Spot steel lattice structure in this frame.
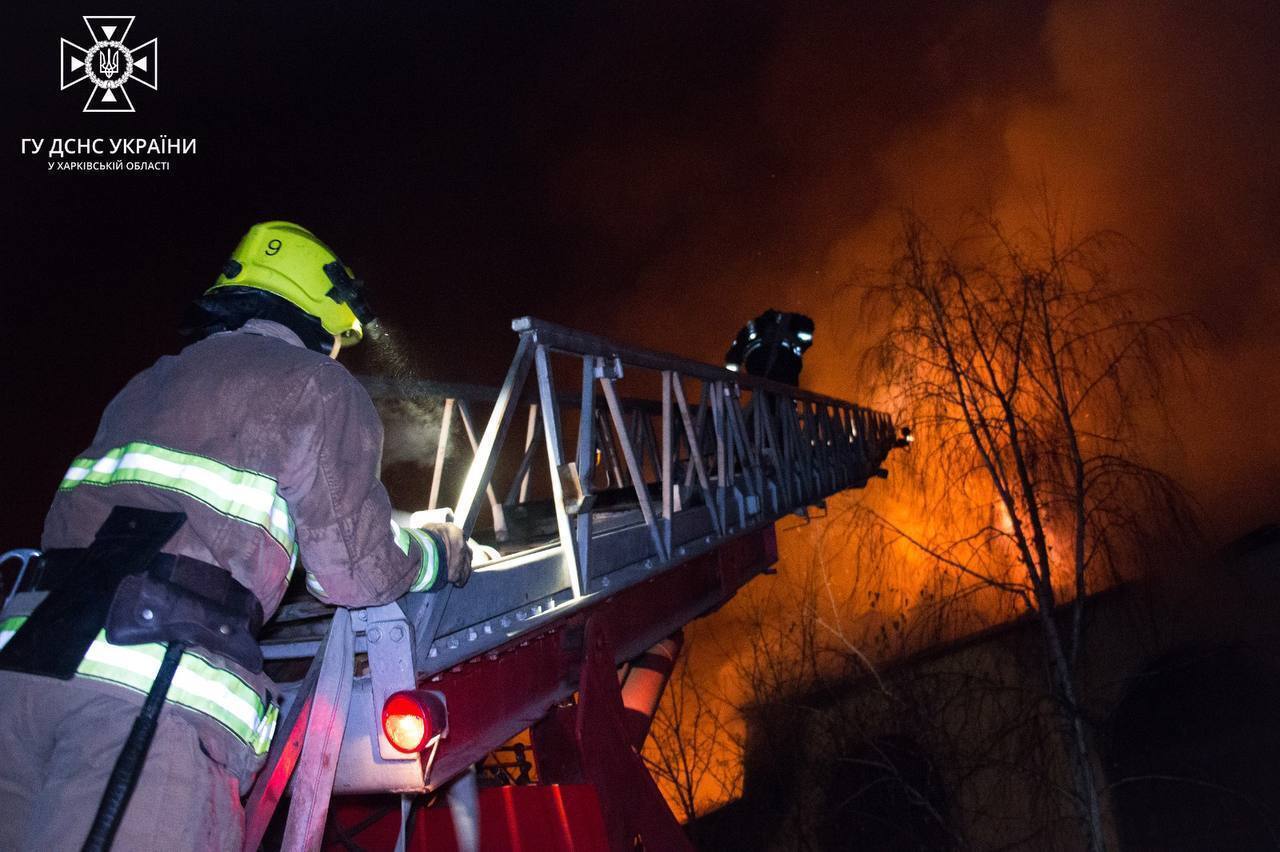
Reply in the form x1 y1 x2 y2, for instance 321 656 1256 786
254 316 897 802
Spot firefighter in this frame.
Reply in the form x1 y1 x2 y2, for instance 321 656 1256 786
0 221 472 850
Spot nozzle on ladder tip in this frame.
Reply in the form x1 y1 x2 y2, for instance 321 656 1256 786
364 318 386 342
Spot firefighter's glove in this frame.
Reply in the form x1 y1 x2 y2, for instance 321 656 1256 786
468 540 501 565
420 522 473 588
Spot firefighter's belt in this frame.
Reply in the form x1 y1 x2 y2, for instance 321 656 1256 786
0 506 266 677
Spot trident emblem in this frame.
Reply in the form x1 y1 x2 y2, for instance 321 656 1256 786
60 17 158 113
99 48 120 79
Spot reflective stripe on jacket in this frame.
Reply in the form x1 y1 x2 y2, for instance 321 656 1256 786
60 440 300 578
0 615 278 755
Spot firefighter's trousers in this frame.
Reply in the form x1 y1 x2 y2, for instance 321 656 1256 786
0 671 253 851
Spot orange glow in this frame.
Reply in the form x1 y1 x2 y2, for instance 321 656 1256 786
588 2 1268 821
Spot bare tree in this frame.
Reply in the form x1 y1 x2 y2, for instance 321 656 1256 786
857 207 1201 850
643 644 743 824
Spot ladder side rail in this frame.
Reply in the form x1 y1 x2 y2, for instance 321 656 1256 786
749 393 774 512
723 385 751 525
852 407 869 468
804 401 824 497
755 392 783 514
774 395 796 504
710 381 729 531
777 392 799 505
837 405 855 485
379 324 898 674
821 403 838 492
661 371 675 555
726 386 764 515
839 405 857 485
671 377 722 537
845 405 864 479
758 392 791 511
455 399 507 540
534 343 584 598
680 386 707 495
502 412 543 508
513 316 863 411
574 357 598 582
455 334 535 538
696 388 714 492
809 402 826 495
600 375 668 563
783 398 808 505
720 381 739 526
427 399 455 512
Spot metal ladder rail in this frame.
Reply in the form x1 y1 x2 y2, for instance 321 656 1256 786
261 319 896 670
393 317 895 674
258 318 896 802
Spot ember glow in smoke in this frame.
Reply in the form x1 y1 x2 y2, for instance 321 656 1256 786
616 0 1280 817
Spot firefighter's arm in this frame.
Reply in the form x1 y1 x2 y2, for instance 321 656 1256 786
287 360 457 607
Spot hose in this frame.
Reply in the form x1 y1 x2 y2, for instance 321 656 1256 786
81 641 188 852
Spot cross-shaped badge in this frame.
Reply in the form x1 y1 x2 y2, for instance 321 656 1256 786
60 16 157 113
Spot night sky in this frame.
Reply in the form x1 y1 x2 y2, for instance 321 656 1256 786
4 1 1279 549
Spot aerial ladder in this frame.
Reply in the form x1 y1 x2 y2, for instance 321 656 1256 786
3 317 899 852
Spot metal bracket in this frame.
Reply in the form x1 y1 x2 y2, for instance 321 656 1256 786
594 356 624 380
359 602 419 761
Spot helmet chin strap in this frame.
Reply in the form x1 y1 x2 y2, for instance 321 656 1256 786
328 336 341 360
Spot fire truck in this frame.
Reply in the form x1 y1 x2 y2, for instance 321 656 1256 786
4 317 898 851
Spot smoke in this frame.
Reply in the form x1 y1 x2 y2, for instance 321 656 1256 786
538 0 1280 540
360 324 451 503
533 3 1280 811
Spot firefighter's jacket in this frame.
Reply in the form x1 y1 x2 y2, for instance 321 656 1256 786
0 319 444 772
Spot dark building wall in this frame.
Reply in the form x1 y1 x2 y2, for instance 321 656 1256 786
692 529 1280 850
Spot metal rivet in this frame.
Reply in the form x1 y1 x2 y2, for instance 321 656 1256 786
368 627 382 643
140 608 154 621
218 624 231 636
390 626 405 642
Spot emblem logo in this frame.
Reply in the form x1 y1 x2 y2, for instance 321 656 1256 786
60 16 157 113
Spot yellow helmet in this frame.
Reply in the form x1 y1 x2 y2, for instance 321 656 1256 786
210 221 377 346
